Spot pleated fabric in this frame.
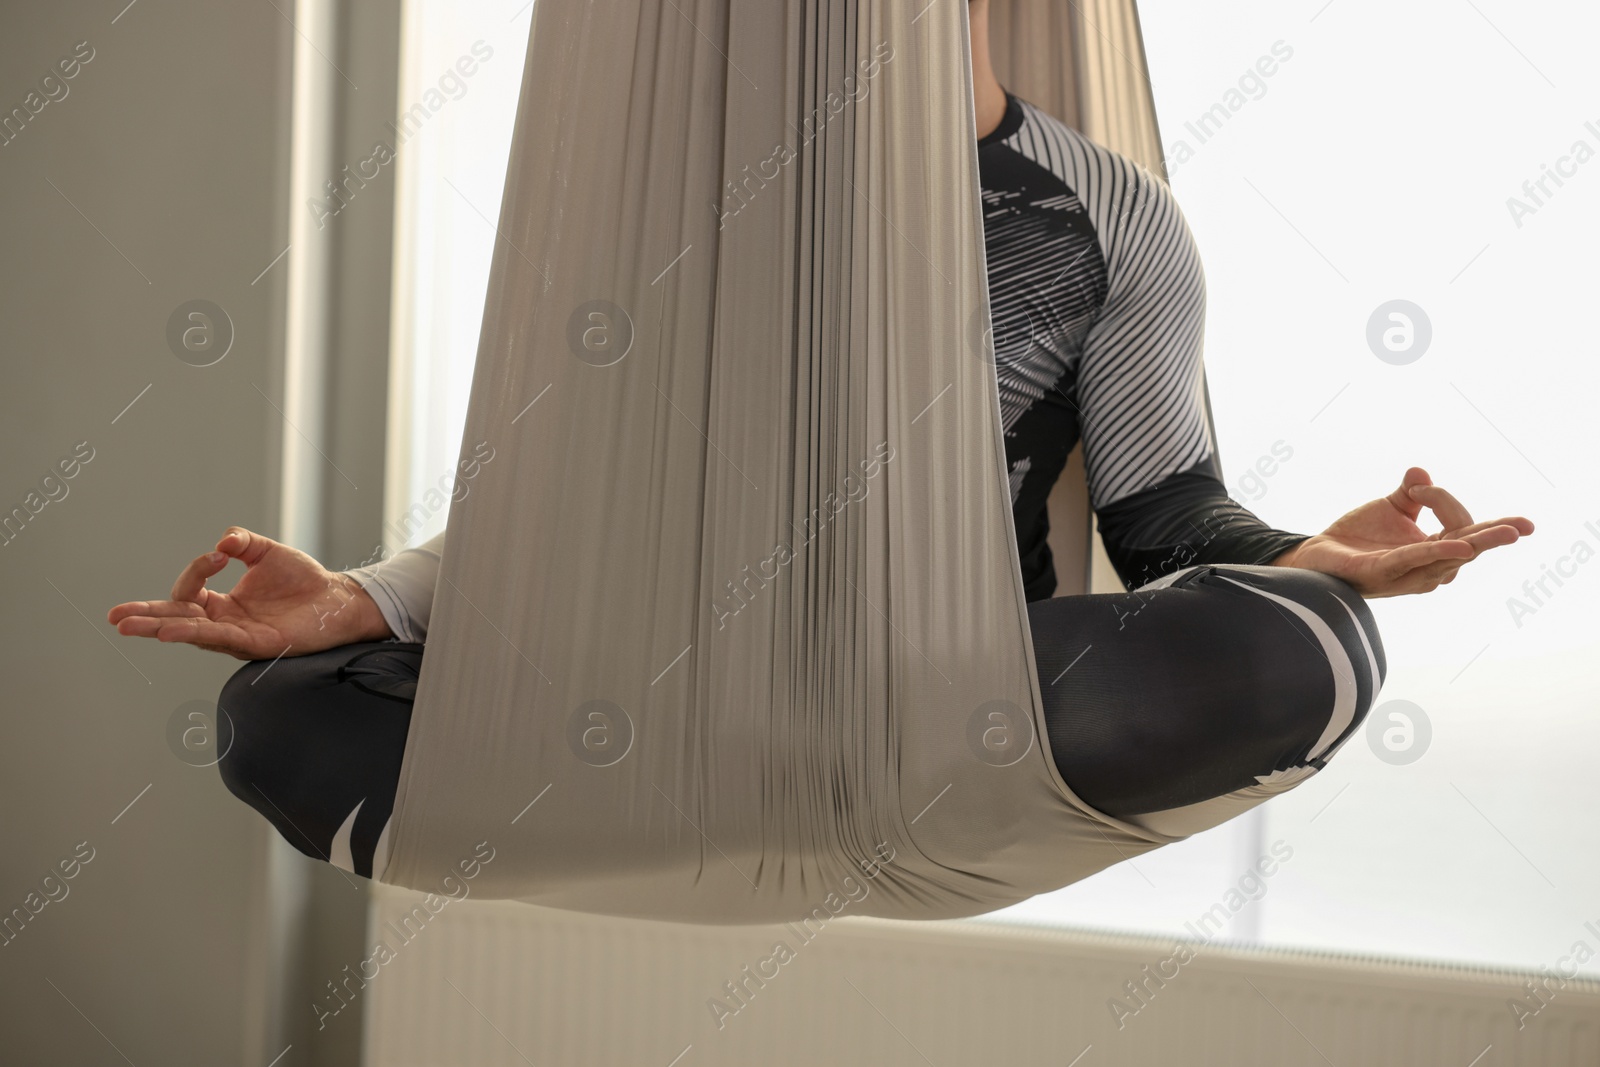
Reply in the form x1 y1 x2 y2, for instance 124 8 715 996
989 0 1167 175
380 0 1184 925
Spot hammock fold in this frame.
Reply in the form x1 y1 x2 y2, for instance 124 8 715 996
381 0 1183 924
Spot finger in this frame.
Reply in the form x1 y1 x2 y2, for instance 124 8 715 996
1402 528 1523 584
109 600 208 626
1405 524 1522 571
1385 467 1433 522
113 616 167 639
1378 538 1474 581
192 641 253 660
114 613 217 640
1399 531 1525 587
1407 483 1474 532
1370 561 1463 598
1405 555 1470 586
1458 524 1523 555
1448 515 1535 540
217 526 277 567
1363 547 1484 598
171 550 230 604
153 615 261 656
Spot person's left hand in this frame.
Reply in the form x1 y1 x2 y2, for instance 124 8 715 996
1270 466 1533 598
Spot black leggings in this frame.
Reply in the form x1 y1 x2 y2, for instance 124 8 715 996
216 563 1384 878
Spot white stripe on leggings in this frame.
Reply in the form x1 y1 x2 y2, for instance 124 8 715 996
1312 592 1385 762
371 816 392 882
329 799 364 873
1215 575 1359 763
1330 591 1383 699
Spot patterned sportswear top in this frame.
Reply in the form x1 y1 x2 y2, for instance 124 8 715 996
977 88 1307 600
343 90 1312 643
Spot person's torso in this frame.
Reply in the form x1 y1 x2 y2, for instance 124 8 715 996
977 92 1110 599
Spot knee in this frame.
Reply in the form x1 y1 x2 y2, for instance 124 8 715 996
1268 566 1385 690
1204 564 1387 763
215 659 278 812
214 658 323 859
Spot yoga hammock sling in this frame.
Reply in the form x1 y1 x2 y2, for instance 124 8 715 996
378 0 1199 924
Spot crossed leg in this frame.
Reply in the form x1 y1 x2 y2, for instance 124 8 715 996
1029 562 1386 834
217 641 421 879
216 563 1384 873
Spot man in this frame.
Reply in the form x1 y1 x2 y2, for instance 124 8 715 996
109 0 1531 878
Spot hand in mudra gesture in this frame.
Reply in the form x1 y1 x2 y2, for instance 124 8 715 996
107 526 391 660
1273 467 1534 597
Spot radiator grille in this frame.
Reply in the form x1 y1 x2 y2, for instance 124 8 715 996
358 888 1600 1066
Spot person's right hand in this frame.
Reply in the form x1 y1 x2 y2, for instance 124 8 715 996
106 526 392 660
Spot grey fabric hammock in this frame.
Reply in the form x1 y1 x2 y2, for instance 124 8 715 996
378 0 1194 924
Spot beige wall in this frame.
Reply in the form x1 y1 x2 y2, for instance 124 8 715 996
0 2 397 1063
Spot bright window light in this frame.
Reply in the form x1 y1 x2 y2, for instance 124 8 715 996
991 0 1599 978
391 0 1600 976
382 1 530 550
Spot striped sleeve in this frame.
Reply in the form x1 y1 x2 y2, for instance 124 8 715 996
1075 159 1214 509
999 103 1215 509
989 99 1311 591
340 530 445 643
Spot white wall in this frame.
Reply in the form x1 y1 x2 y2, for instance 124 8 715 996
0 4 294 1063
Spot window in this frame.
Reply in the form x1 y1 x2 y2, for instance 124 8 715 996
989 0 1600 978
382 2 531 548
390 0 1599 976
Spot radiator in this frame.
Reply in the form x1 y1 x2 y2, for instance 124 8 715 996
354 886 1600 1066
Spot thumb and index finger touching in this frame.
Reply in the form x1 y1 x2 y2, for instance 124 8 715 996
168 526 273 605
1387 467 1476 531
215 525 276 567
1380 466 1535 583
108 526 275 627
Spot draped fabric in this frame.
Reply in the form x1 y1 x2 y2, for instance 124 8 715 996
379 0 1185 924
989 0 1167 174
